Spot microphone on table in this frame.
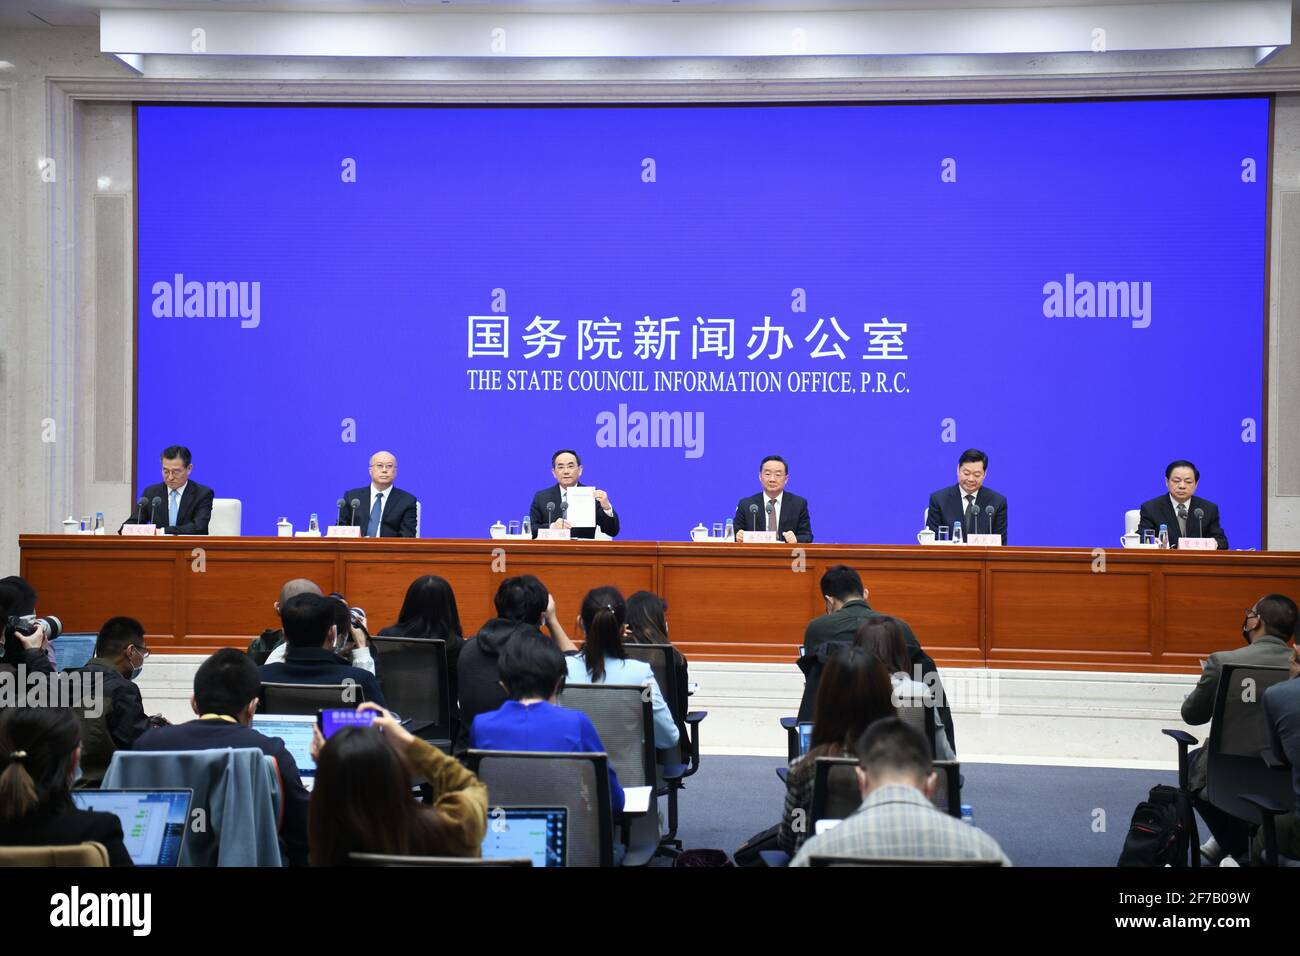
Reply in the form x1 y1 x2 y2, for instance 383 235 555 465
749 503 759 532
336 498 346 525
350 498 361 526
1194 507 1205 538
135 497 148 523
149 496 162 525
546 501 555 528
985 505 995 537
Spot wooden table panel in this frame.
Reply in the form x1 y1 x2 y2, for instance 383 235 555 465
18 536 1300 672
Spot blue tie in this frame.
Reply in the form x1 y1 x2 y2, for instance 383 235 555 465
169 490 180 526
368 493 384 537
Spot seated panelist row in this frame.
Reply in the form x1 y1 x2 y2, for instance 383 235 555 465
120 444 1229 549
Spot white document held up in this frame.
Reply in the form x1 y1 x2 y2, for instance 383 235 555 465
566 486 597 528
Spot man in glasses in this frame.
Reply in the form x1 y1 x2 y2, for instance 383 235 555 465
1181 593 1297 864
119 444 214 535
339 450 419 537
71 616 168 787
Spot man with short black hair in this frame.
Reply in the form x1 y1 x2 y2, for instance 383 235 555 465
734 455 813 543
926 448 1007 543
1138 460 1228 549
120 445 214 535
71 617 157 786
790 718 1009 866
455 575 575 753
135 648 310 865
258 593 385 706
529 449 620 539
798 566 953 750
1183 593 1296 863
249 579 375 675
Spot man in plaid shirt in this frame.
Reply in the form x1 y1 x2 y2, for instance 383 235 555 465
791 718 1010 866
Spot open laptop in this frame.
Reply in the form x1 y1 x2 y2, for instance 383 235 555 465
480 806 567 867
72 789 192 867
252 713 318 790
796 721 814 758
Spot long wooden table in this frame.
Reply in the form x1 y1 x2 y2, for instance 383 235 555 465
17 535 1300 672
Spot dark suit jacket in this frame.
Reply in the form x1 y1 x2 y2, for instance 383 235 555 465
1263 677 1300 816
135 718 309 866
529 482 620 539
1138 494 1227 549
0 804 133 866
339 486 418 538
120 481 213 535
70 658 150 787
260 646 387 707
798 598 956 754
927 484 1007 543
734 491 813 543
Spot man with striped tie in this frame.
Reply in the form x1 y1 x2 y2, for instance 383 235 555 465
339 450 419 538
119 445 214 535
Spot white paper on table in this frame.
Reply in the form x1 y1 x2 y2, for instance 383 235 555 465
566 486 597 528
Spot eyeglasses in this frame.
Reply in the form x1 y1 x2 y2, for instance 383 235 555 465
161 467 187 477
129 645 152 660
1244 609 1259 620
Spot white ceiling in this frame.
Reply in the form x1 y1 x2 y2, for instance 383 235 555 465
0 0 1224 30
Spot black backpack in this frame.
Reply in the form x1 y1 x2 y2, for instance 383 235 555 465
1117 784 1192 866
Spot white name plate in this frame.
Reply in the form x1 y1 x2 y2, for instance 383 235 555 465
326 525 361 538
1177 537 1217 550
741 530 779 543
536 528 572 541
294 530 321 538
967 534 1003 547
122 524 157 536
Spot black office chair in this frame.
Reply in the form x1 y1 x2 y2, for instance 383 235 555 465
1163 663 1291 866
259 682 366 715
622 643 706 849
465 750 615 867
369 636 452 750
809 756 963 831
349 852 531 867
559 683 659 866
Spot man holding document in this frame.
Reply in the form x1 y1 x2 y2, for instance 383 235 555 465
529 450 620 539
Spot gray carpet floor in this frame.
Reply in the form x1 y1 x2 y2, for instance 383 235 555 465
669 756 1180 866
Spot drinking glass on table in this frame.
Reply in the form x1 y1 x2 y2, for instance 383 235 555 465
711 522 724 540
508 520 520 536
937 526 950 542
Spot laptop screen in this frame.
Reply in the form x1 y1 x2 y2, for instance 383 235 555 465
252 713 318 783
480 807 567 868
797 722 814 758
72 789 191 866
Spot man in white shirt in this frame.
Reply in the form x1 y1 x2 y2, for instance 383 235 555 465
252 578 374 674
734 455 813 543
120 444 214 535
339 450 419 537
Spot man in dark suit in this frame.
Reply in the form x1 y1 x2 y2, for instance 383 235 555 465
339 450 418 537
1255 645 1300 863
1138 459 1228 549
734 455 813 543
136 648 310 866
926 448 1008 543
259 592 386 706
529 449 619 539
119 444 213 535
69 617 158 787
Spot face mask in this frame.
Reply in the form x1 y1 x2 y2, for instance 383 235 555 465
130 664 144 681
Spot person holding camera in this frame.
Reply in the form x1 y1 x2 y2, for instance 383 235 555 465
256 580 375 676
259 593 385 707
0 575 60 672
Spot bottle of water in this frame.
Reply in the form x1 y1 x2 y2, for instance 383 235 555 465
309 513 319 534
952 520 963 544
724 518 734 539
960 804 974 826
94 512 105 534
1158 523 1169 550
521 516 531 537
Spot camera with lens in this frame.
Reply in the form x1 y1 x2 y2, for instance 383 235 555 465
2 615 63 664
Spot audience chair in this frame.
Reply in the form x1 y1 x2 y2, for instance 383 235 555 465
103 748 283 866
1163 663 1291 866
259 681 366 715
809 756 963 831
349 852 531 867
808 855 1002 867
0 842 110 867
464 750 614 867
369 636 452 749
558 682 660 865
621 643 706 848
